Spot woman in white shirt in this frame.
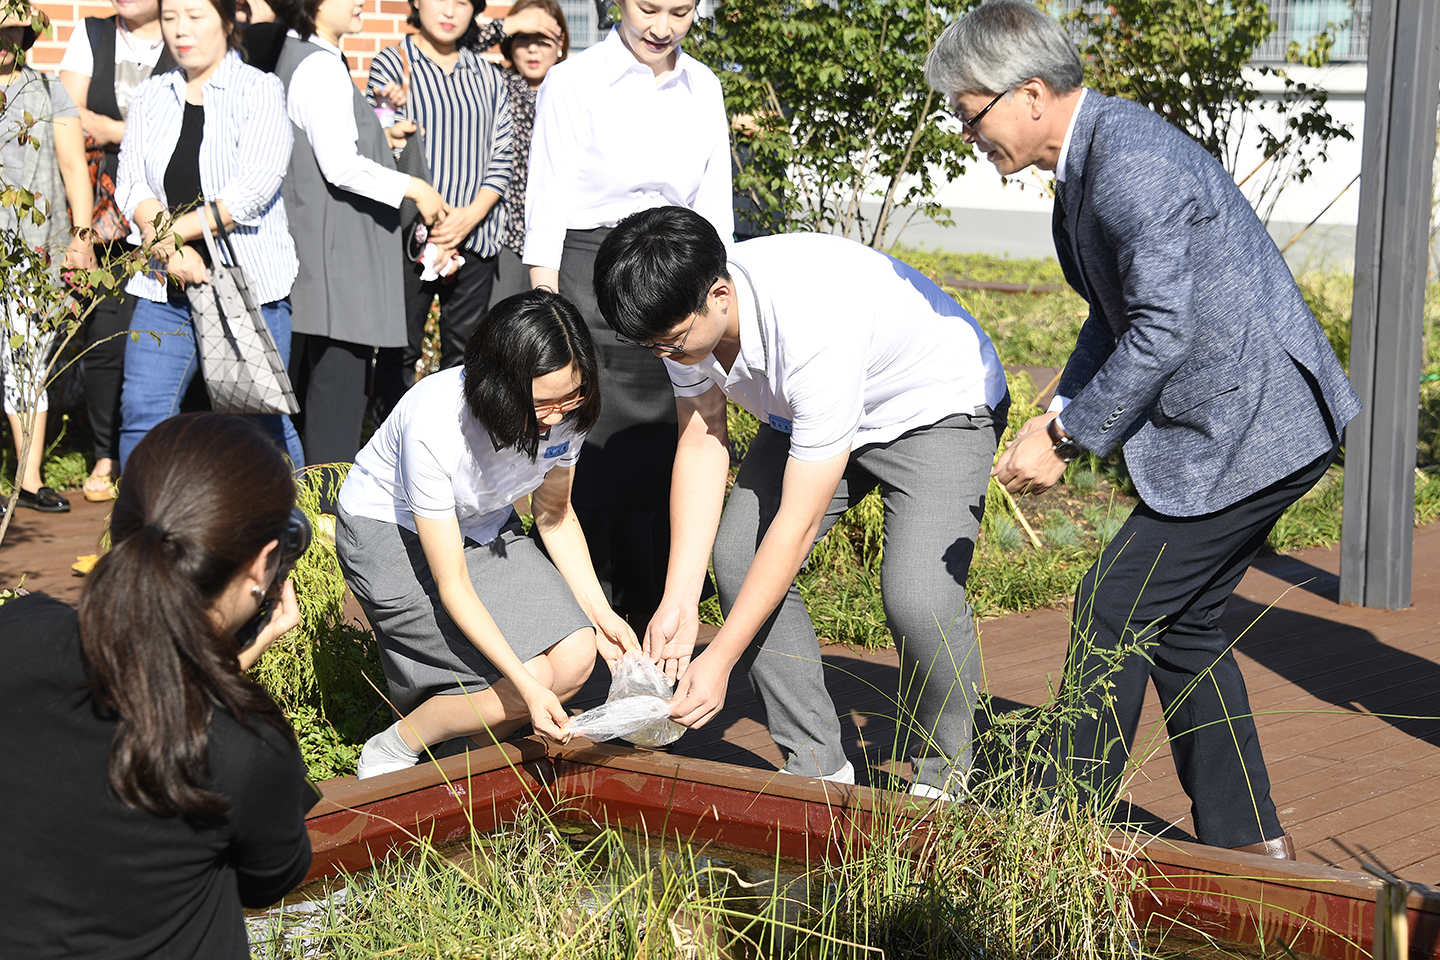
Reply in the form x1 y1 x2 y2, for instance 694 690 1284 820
523 0 732 632
114 0 304 469
269 0 447 467
335 290 637 779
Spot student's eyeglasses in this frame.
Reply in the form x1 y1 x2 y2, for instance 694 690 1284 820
953 89 1006 135
534 393 586 417
614 314 698 357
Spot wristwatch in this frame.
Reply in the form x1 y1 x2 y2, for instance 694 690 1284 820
1047 418 1083 463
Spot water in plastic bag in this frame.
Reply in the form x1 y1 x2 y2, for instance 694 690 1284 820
567 651 686 747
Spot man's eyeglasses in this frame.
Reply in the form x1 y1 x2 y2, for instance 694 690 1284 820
954 89 1006 135
534 393 586 417
614 314 698 357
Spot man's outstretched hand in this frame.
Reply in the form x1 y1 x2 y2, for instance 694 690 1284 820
992 412 1068 496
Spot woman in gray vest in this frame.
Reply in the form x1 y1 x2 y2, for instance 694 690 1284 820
270 0 447 467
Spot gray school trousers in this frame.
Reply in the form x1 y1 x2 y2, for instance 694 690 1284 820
715 404 1007 790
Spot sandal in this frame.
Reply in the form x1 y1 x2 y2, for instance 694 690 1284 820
83 471 117 502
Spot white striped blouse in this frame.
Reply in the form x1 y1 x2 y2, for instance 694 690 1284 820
367 36 514 258
116 51 298 304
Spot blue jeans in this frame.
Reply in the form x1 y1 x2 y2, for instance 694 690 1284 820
119 294 304 470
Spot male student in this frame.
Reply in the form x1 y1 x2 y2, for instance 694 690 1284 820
592 206 1008 797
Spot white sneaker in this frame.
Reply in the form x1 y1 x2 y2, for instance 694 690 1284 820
779 760 855 784
908 781 957 802
356 729 421 780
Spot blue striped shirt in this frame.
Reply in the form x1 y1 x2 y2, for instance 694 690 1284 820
116 51 297 304
367 36 514 258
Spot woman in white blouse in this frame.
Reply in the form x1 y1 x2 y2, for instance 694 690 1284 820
115 0 303 468
335 291 637 779
523 0 732 632
269 0 447 467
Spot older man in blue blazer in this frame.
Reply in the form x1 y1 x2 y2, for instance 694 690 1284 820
926 0 1360 858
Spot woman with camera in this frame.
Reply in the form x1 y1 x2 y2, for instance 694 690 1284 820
114 0 303 469
336 291 637 779
0 413 317 957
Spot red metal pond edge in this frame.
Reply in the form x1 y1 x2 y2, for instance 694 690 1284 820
306 739 1440 960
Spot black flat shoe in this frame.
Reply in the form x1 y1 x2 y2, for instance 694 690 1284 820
16 486 70 513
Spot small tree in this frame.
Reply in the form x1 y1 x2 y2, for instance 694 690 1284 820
1064 0 1353 224
0 1 145 548
688 0 977 248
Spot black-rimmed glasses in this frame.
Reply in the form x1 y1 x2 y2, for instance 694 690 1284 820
954 89 1006 135
614 313 698 357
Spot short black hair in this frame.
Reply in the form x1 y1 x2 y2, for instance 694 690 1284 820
593 206 730 343
269 0 319 39
407 0 483 48
462 289 601 459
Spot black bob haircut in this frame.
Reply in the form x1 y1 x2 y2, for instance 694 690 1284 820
462 289 601 459
267 0 322 39
593 206 730 343
408 0 483 48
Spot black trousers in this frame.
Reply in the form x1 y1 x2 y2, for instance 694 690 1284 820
1064 444 1337 848
372 251 497 422
292 335 371 467
81 244 137 462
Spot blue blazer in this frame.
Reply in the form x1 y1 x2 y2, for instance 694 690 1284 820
1053 91 1361 517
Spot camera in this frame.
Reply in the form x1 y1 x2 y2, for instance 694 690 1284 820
235 507 313 652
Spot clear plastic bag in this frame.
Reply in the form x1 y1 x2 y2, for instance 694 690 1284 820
568 651 686 747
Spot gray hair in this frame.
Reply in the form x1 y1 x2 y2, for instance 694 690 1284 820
925 0 1083 98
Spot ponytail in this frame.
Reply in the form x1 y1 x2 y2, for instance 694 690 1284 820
78 414 297 819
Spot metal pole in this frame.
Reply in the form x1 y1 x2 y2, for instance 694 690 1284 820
1340 0 1440 609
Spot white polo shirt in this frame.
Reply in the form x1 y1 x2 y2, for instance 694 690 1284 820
665 234 1007 462
339 366 585 545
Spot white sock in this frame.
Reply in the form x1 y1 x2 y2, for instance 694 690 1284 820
356 721 421 780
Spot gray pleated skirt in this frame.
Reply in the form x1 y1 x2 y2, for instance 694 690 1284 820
336 506 593 715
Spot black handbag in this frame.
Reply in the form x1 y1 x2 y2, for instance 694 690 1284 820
394 40 433 262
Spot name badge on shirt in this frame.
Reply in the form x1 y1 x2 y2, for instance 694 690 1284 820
543 440 571 459
768 414 793 435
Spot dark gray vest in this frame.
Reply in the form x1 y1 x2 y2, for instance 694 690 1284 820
274 37 406 347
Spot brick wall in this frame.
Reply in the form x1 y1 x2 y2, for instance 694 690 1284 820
26 0 514 83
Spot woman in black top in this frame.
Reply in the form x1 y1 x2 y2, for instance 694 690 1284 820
58 0 174 502
0 413 317 958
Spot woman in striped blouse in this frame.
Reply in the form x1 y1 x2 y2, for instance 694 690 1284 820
114 0 303 469
367 0 516 414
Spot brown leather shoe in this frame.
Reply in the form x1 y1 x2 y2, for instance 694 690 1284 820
1231 834 1297 860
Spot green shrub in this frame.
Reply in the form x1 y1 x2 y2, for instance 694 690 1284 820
250 465 389 780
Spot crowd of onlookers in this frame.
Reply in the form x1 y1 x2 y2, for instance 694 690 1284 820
0 0 575 515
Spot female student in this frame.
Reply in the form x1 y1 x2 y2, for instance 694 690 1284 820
523 0 732 630
270 0 447 466
114 0 304 468
0 413 316 957
336 291 637 779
